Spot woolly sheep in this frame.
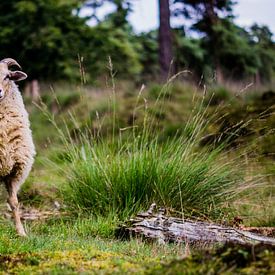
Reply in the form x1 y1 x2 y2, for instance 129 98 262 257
0 58 35 236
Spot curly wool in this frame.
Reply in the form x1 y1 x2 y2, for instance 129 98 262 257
0 82 35 188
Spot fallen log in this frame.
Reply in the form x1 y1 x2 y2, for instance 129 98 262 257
116 204 275 246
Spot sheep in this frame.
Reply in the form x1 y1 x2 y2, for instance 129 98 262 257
0 58 35 236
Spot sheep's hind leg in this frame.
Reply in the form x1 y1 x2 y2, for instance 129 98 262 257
5 181 26 237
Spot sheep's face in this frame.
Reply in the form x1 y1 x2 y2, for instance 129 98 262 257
0 62 27 101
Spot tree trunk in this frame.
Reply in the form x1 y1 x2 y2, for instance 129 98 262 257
204 1 224 84
254 71 261 87
24 79 40 102
30 80 40 101
158 0 173 82
205 0 217 25
216 59 224 84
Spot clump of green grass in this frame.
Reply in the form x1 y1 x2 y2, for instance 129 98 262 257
53 86 242 220
63 138 239 219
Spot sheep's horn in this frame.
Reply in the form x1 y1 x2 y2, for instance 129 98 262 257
0 58 21 69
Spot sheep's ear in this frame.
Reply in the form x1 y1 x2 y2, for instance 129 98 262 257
9 71 28 82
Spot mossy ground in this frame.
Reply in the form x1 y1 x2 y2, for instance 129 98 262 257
1 217 274 274
0 218 274 274
150 244 275 275
0 217 184 274
0 247 163 274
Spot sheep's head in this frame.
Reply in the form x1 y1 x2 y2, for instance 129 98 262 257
0 58 27 100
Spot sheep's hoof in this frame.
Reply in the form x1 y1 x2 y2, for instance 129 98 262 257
16 227 27 237
17 231 27 237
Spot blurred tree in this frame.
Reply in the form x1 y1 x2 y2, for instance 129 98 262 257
84 22 142 80
202 20 260 80
82 0 132 28
77 0 104 22
0 0 142 83
159 0 173 81
107 0 132 28
136 31 159 81
173 29 206 80
248 24 275 83
173 0 236 83
81 0 141 80
0 0 89 81
136 28 207 83
250 24 274 45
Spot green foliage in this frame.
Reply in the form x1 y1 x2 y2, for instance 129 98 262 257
174 30 206 77
84 23 142 80
172 0 275 82
151 244 275 274
83 0 132 28
82 1 142 80
0 0 89 81
0 0 142 82
248 24 275 82
0 0 273 83
173 0 235 17
173 0 235 35
208 21 260 79
105 0 132 28
136 31 159 80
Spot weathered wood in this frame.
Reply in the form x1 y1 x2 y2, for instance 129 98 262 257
117 204 275 246
241 227 275 238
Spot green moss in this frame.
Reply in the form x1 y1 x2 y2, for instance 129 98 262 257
149 244 275 274
1 236 274 275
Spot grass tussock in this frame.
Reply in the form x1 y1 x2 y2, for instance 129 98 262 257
62 137 241 219
47 82 244 220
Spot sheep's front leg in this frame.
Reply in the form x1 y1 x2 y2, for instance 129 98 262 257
5 181 26 237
